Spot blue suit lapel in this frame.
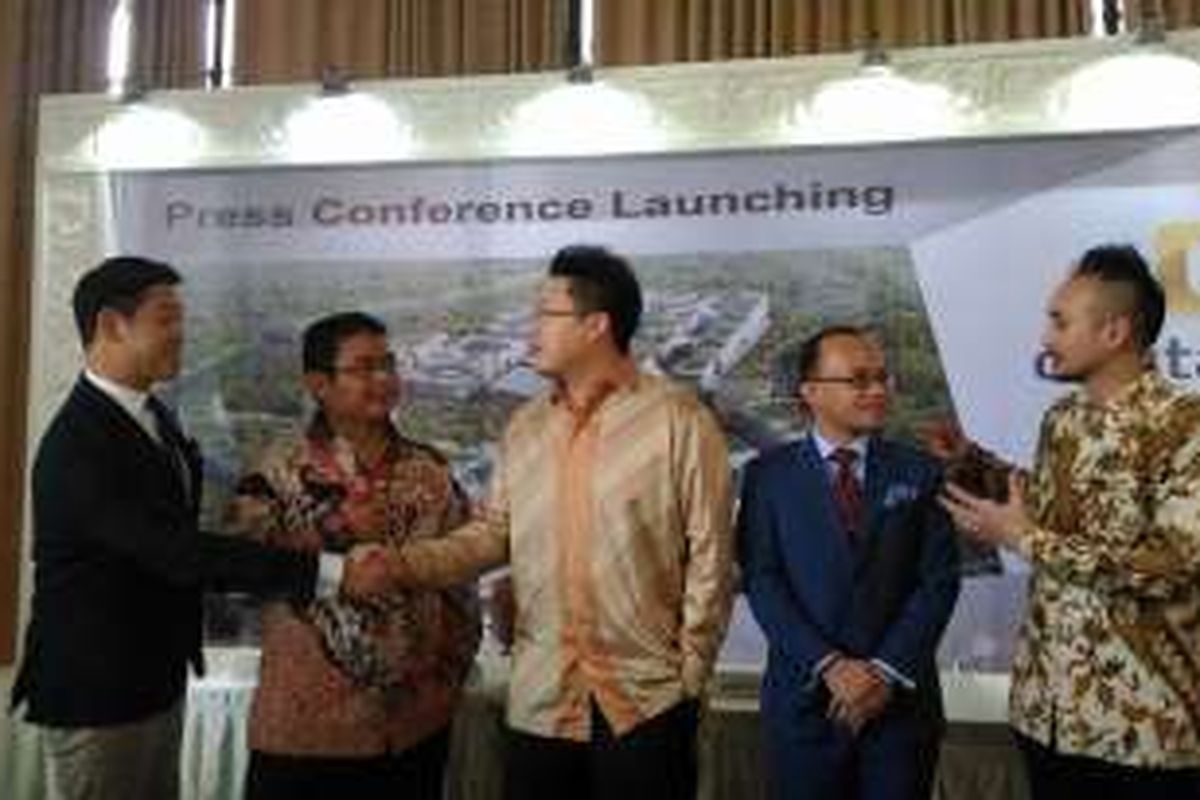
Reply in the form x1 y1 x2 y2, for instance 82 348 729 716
864 438 893 539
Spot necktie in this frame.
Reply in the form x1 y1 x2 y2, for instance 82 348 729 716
829 447 864 539
145 395 192 502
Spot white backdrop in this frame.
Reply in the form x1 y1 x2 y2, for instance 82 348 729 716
103 126 1200 675
110 127 1200 480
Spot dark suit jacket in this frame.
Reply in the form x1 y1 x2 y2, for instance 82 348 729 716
737 435 960 736
11 376 318 727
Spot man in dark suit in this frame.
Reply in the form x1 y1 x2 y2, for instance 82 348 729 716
10 256 386 800
737 325 960 800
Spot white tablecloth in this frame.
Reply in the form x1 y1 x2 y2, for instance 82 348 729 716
2 651 1020 800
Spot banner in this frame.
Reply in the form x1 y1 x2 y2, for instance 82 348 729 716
110 127 1200 673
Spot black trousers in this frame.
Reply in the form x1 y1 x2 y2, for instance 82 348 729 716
244 726 450 800
1016 730 1200 800
504 699 699 800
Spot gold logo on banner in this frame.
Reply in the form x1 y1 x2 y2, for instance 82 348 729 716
1157 222 1200 314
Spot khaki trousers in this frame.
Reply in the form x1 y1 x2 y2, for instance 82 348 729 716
41 702 183 800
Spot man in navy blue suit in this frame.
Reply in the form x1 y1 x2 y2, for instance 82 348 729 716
737 325 960 800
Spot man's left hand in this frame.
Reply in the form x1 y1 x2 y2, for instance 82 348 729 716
939 472 1030 550
826 660 893 735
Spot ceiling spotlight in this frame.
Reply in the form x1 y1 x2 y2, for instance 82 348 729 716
117 75 147 105
1135 9 1167 46
567 63 594 85
861 33 890 71
566 0 595 85
319 65 352 96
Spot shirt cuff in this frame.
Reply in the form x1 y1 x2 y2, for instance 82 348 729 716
805 651 841 691
870 658 915 691
316 553 345 599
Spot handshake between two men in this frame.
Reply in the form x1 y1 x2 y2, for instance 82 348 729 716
340 542 398 600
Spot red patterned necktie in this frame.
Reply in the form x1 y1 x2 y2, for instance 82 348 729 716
829 447 864 539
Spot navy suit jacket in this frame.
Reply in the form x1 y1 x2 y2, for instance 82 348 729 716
12 376 318 727
737 434 960 731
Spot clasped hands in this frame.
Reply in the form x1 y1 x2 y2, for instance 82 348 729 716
823 657 892 735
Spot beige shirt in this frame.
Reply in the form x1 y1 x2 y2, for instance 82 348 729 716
394 368 735 740
1010 371 1200 768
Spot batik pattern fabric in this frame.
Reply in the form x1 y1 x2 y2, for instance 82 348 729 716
1007 371 1200 768
231 418 479 755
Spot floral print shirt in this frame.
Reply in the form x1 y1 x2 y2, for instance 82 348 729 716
230 418 480 756
1010 371 1200 768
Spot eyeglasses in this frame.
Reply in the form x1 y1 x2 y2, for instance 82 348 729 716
806 371 895 392
330 354 399 378
535 307 582 320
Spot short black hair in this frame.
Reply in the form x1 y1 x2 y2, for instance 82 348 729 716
72 256 181 346
302 311 388 374
796 324 870 384
1072 244 1165 352
548 245 642 354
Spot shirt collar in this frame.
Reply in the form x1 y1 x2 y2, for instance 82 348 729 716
549 357 640 420
1070 368 1163 414
809 428 869 463
85 369 150 419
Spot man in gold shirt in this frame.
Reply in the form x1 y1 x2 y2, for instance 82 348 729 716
370 244 734 800
940 245 1200 799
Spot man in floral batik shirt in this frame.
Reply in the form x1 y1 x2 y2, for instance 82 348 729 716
231 311 479 800
941 245 1200 799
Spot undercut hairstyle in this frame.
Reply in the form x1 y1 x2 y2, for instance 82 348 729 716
72 256 181 346
1072 244 1165 352
796 324 871 385
302 311 389 374
548 245 643 354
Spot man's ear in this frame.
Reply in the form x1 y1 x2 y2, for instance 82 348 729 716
303 371 330 402
586 310 613 346
797 381 815 412
1102 313 1135 351
93 308 125 344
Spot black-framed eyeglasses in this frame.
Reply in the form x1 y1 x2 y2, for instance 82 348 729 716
805 371 895 392
330 354 400 378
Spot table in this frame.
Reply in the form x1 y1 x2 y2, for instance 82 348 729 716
1 653 1027 800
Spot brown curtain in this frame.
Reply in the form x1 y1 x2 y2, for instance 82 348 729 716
1125 0 1200 29
0 0 34 669
235 0 567 84
34 0 119 93
0 0 115 665
595 0 1090 66
132 0 209 89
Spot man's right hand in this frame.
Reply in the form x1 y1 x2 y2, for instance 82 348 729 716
824 658 891 734
341 543 391 599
